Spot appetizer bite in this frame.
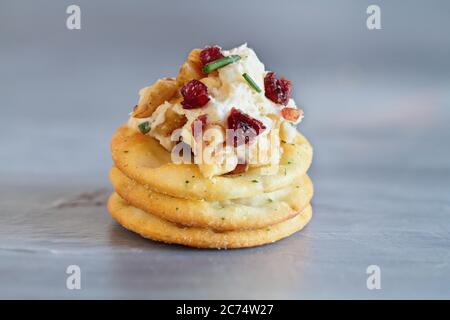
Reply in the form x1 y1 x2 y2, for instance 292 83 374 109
108 44 313 249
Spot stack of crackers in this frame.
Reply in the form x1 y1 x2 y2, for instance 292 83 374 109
108 126 313 249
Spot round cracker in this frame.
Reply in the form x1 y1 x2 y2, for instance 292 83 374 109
111 126 313 201
108 193 312 249
110 166 313 231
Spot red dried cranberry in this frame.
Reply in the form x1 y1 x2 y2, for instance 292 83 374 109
199 46 224 66
191 114 208 139
181 80 210 109
264 72 292 105
227 107 266 146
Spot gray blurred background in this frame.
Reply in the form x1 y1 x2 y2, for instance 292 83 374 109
0 0 449 299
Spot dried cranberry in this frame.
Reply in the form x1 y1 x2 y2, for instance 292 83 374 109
264 72 292 105
181 80 210 109
199 46 224 66
226 163 249 175
191 114 208 139
227 108 266 146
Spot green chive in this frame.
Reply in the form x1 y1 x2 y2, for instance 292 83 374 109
252 179 258 183
203 55 241 73
138 121 151 134
242 73 262 92
268 198 273 203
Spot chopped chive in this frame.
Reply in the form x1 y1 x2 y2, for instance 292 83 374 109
268 198 273 203
242 73 262 93
185 180 189 184
203 55 241 73
221 217 225 221
251 179 258 183
138 121 151 134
